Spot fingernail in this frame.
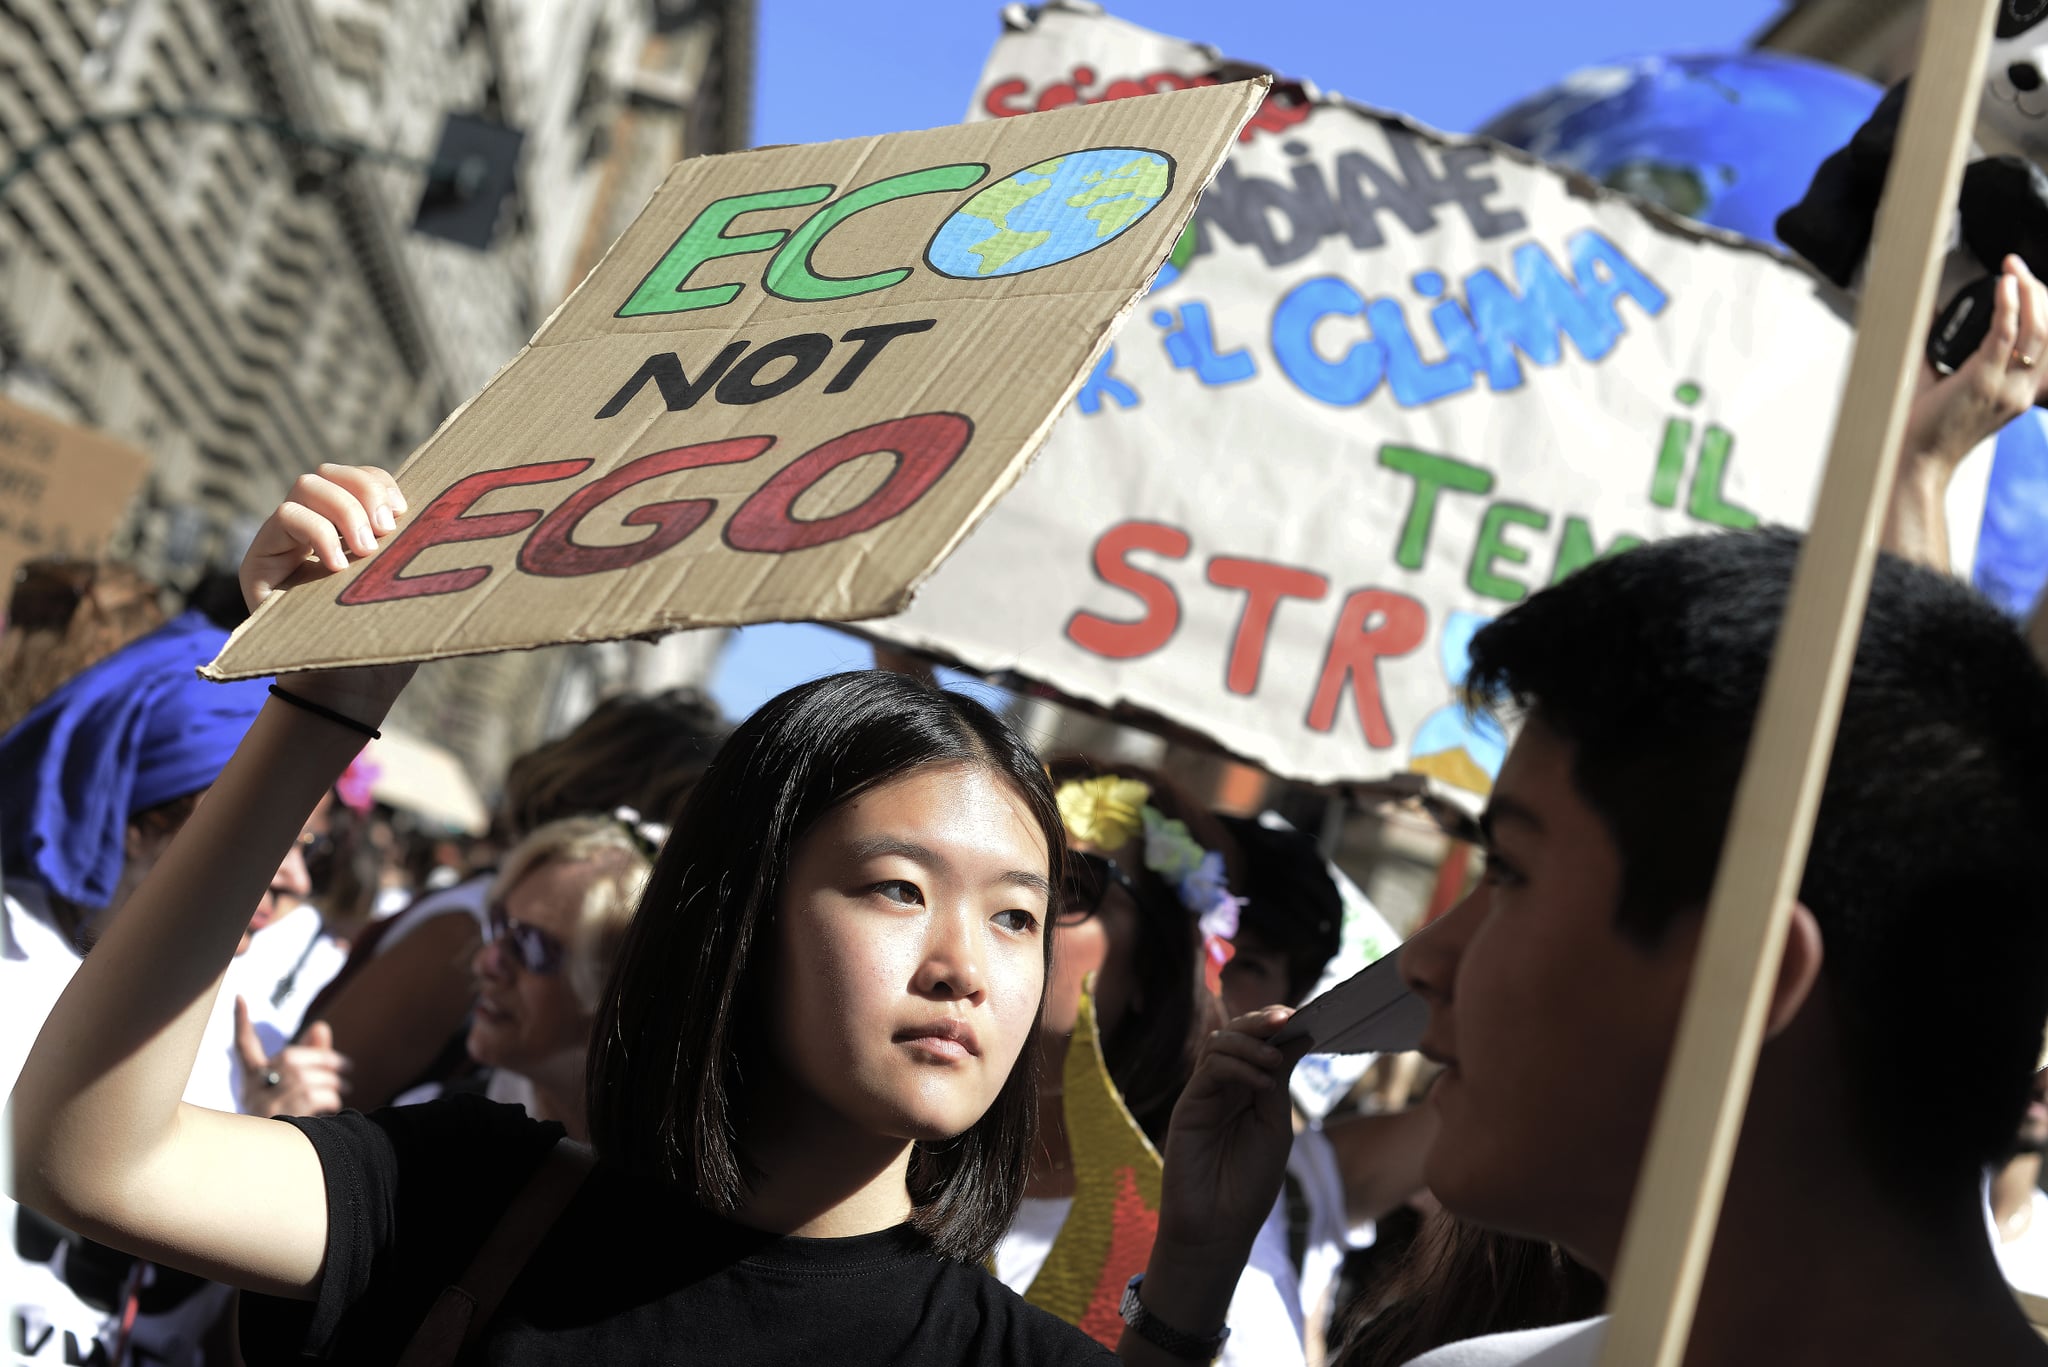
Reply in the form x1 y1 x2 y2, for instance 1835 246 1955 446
351 524 375 554
372 505 395 534
392 490 409 513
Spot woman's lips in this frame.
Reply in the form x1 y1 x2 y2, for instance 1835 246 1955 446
895 1018 980 1061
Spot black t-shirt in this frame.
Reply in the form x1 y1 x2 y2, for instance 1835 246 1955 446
241 1094 1116 1366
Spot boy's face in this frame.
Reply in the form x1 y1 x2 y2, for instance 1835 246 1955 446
1400 715 1702 1272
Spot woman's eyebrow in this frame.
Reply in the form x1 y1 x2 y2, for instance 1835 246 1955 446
844 836 1051 899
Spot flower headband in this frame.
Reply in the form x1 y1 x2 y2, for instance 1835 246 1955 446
1054 775 1242 985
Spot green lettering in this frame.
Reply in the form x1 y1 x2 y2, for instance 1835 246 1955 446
1469 502 1550 603
1379 444 1494 571
1653 418 1689 509
1687 427 1758 529
766 164 987 303
1551 516 1643 583
617 184 835 318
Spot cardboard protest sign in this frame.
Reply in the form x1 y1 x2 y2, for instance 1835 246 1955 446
204 81 1266 678
863 5 1986 796
0 397 150 596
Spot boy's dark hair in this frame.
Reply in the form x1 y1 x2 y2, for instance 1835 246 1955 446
1045 757 1229 1146
586 671 1061 1264
1465 527 2048 1184
1217 814 1343 1004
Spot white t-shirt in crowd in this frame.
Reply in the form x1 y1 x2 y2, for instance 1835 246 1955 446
1400 1315 1608 1365
1995 1187 2048 1296
996 1191 1309 1367
182 902 348 1115
370 873 491 956
1289 1121 1374 1352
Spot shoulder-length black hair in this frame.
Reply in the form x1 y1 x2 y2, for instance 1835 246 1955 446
587 670 1062 1264
1044 756 1229 1146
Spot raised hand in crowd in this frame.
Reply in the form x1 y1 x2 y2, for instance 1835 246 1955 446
1885 252 2048 571
233 995 349 1119
1118 1007 1308 1367
240 463 418 719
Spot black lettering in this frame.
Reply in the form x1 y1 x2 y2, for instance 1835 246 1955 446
595 344 747 419
1333 148 1435 250
825 319 937 394
14 1316 53 1357
63 1330 109 1366
714 333 834 405
1436 146 1528 239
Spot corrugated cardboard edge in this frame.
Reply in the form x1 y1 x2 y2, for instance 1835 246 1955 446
202 78 1269 681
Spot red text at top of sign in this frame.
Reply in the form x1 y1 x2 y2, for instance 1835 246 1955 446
335 413 974 607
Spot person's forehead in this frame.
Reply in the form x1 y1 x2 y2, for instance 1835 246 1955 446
506 857 595 931
1484 717 1608 848
824 764 1051 883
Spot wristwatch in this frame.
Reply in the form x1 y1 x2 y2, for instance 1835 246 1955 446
1119 1274 1230 1362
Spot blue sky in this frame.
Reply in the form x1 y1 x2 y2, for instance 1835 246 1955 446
709 0 1792 720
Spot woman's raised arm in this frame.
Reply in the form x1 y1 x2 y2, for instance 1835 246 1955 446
6 464 413 1298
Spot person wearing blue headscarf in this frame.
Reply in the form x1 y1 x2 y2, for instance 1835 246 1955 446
0 609 272 925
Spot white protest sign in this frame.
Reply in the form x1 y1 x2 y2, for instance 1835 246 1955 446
865 4 1882 795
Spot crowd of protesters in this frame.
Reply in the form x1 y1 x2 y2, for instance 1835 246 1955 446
7 224 2048 1367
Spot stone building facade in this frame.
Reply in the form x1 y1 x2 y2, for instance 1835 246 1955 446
0 0 752 788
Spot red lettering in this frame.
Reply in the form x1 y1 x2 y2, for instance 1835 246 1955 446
989 66 1308 142
1306 589 1428 746
519 437 775 578
983 77 1033 119
1066 520 1191 660
337 460 588 606
1244 88 1313 141
1205 557 1330 695
724 413 972 553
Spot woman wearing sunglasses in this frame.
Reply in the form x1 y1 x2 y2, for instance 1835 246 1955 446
438 814 657 1139
10 466 1117 1366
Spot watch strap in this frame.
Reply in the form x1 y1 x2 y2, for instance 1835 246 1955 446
1119 1274 1230 1362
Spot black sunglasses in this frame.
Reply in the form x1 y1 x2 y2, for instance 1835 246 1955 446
485 901 566 975
1058 850 1139 926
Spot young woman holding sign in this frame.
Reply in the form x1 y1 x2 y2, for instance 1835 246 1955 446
8 465 1115 1365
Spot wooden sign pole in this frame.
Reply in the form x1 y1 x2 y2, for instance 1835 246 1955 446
1595 3 2000 1363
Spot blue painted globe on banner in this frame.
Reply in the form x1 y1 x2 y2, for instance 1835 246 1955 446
1479 53 1882 247
925 148 1171 279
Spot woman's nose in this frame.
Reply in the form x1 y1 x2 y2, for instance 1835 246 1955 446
915 909 986 1002
474 936 511 982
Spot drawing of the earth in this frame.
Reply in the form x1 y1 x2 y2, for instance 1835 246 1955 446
1479 52 1881 247
925 147 1172 279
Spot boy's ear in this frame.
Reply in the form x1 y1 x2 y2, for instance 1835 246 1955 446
1764 902 1825 1039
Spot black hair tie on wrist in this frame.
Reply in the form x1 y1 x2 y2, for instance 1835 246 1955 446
268 684 381 740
